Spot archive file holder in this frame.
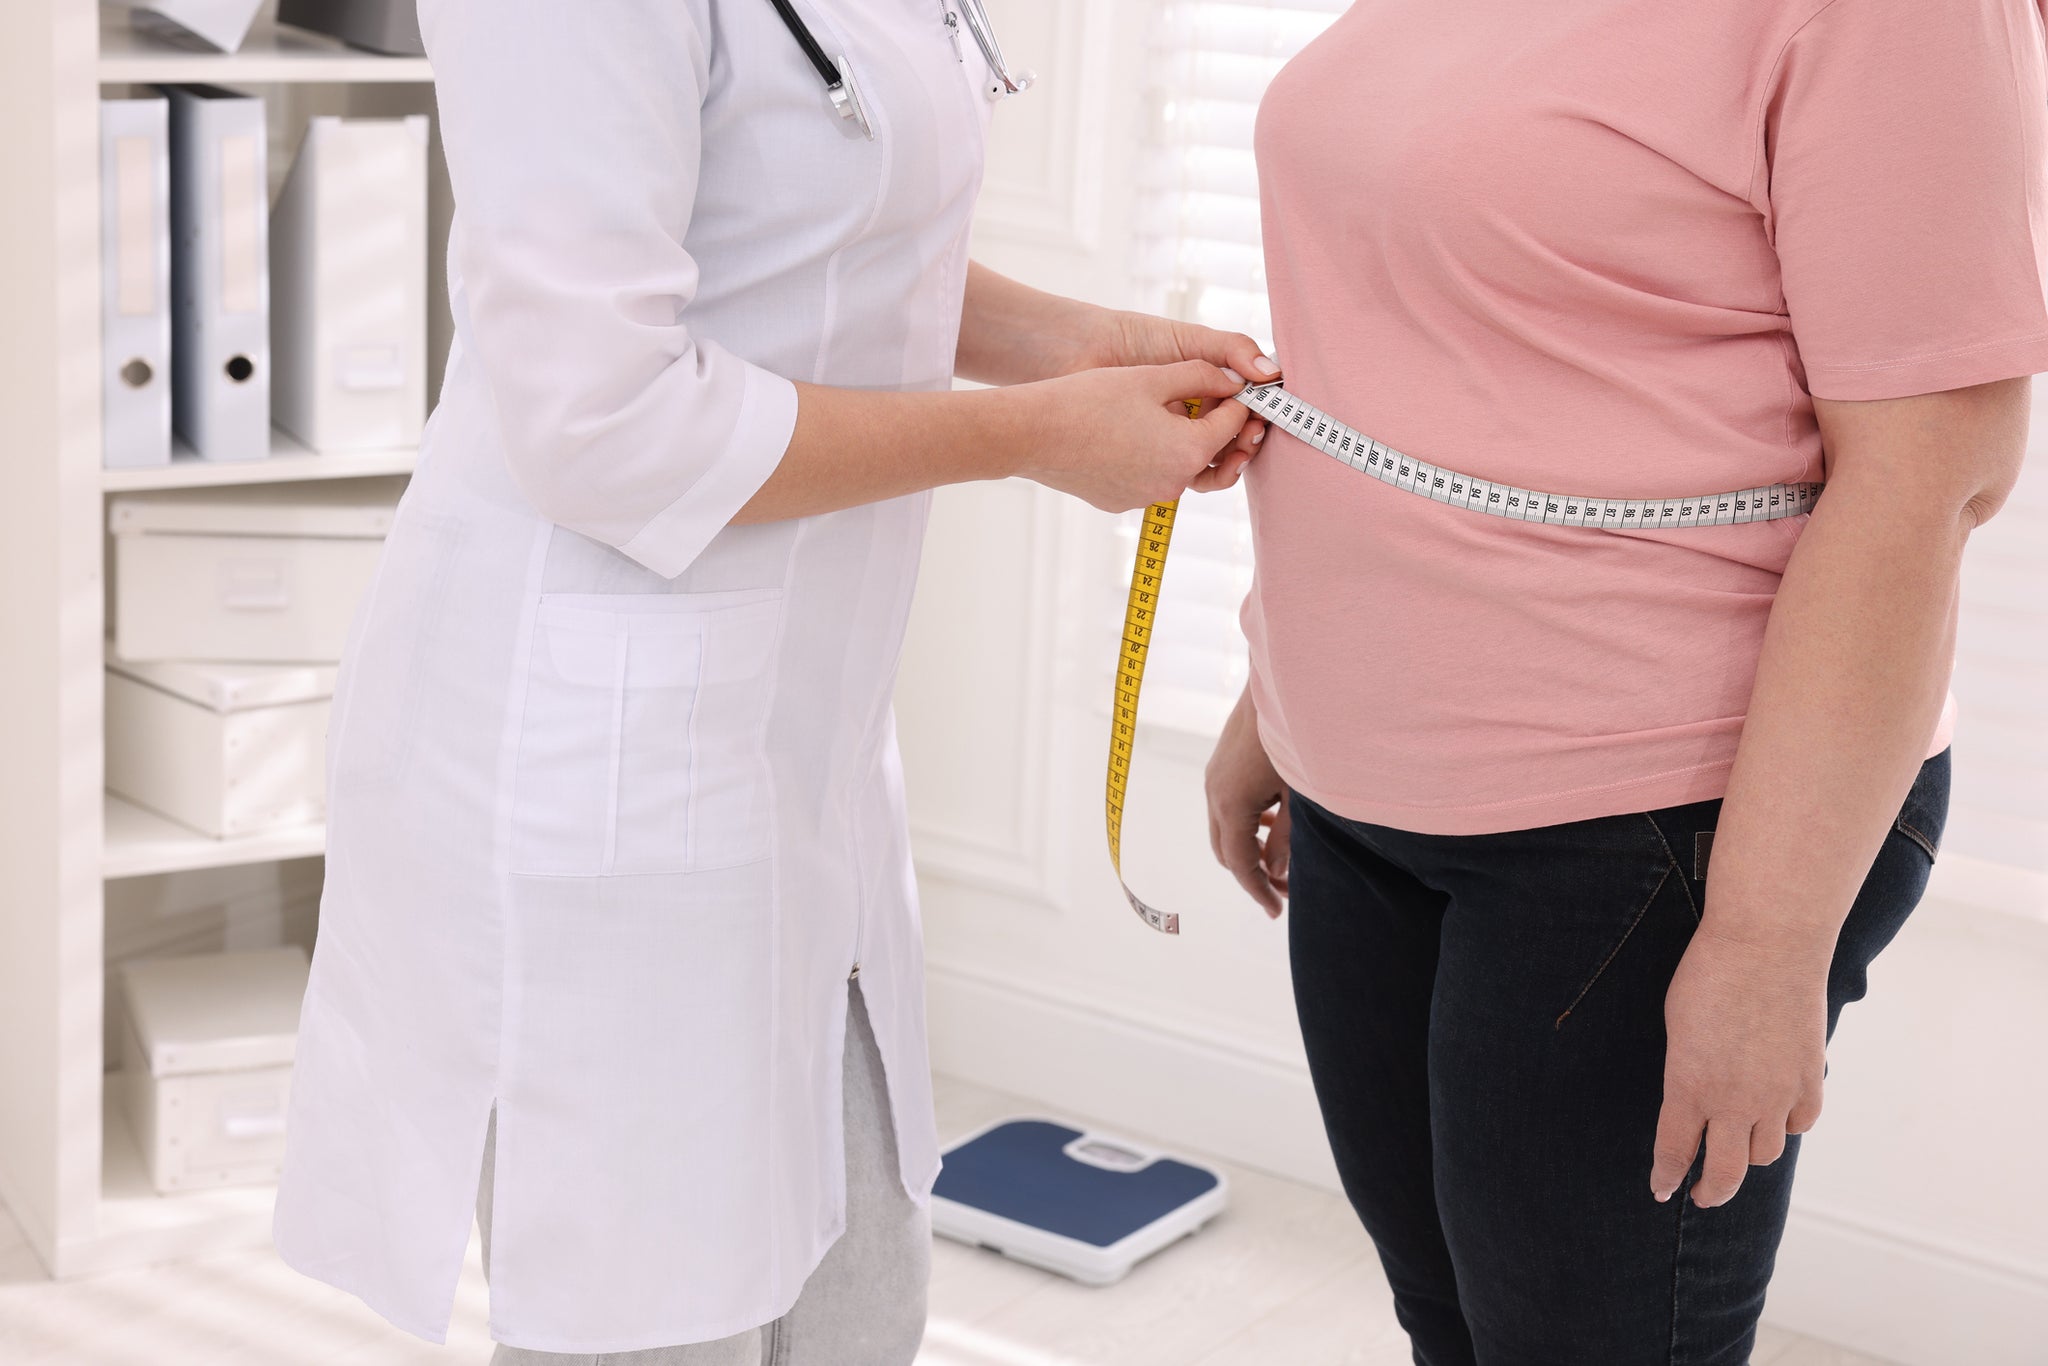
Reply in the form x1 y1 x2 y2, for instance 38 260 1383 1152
270 115 430 453
101 97 173 470
163 85 270 464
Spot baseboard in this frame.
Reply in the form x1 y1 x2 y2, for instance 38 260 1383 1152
0 1153 57 1277
1768 1203 2048 1366
925 960 1340 1190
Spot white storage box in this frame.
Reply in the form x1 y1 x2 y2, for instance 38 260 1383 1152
106 658 335 837
109 477 403 663
118 947 311 1195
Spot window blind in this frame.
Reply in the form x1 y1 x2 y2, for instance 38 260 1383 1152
1121 0 1344 735
1948 412 2048 883
1124 1 2046 897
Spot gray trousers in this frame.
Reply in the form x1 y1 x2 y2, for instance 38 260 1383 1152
481 985 931 1365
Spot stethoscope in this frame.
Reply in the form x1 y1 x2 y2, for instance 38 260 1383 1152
765 0 1033 140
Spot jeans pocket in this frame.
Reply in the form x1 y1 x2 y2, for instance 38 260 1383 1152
508 590 782 878
1505 812 1696 1031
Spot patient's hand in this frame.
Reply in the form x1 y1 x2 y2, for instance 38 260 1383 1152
1205 684 1290 918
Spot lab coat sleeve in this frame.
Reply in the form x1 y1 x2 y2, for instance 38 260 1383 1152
418 0 800 579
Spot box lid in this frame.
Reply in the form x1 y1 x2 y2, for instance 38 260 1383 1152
108 477 406 540
119 947 311 1077
107 657 338 711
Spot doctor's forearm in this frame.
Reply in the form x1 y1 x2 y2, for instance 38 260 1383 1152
731 381 1031 525
953 263 1279 398
730 359 1253 526
954 262 1110 386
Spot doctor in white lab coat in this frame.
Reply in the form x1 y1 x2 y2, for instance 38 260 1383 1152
272 1 1275 1362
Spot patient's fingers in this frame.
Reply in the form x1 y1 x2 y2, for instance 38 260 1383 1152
1261 795 1292 895
1218 803 1283 917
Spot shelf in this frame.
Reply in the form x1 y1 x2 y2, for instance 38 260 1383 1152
61 1081 276 1277
102 431 417 492
98 15 432 85
102 794 324 880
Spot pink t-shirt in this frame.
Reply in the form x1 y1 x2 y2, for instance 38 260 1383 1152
1244 0 2048 835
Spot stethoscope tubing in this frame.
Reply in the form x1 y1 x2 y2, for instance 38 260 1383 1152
955 0 1024 95
767 0 1027 107
764 0 844 89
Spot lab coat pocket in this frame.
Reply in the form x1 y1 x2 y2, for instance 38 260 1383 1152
509 590 783 878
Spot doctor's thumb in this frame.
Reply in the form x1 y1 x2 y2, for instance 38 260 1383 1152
1154 359 1253 404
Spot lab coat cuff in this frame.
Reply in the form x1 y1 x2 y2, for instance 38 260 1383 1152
617 365 800 580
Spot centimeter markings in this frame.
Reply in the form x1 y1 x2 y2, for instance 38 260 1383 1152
1106 385 1826 937
1239 384 1824 528
1107 499 1181 935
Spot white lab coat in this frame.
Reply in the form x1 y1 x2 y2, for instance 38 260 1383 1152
272 0 991 1351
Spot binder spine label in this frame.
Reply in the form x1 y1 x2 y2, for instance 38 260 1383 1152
219 134 263 315
115 136 157 317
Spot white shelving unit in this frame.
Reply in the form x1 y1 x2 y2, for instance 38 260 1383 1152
102 795 327 881
97 19 432 85
102 430 418 492
0 3 445 1278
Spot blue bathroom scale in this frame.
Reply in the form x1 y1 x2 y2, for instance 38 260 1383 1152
930 1118 1229 1285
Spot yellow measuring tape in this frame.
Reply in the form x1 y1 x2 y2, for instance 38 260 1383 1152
1106 494 1183 935
1104 395 1206 936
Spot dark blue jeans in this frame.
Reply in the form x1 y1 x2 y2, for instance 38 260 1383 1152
1287 751 1949 1366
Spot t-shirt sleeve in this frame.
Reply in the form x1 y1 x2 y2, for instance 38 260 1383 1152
1762 0 2048 401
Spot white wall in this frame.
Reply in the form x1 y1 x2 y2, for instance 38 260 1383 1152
0 0 109 1267
900 5 2048 1363
1768 890 2048 1363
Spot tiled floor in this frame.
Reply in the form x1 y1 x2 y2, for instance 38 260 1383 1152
0 1076 1895 1366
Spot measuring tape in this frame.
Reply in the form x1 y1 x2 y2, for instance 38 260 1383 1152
1105 383 1826 935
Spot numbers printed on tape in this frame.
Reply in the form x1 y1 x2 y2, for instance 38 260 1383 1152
1239 385 1824 530
1105 384 1825 936
1106 497 1182 935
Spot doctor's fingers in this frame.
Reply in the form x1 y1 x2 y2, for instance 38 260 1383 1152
1149 358 1257 409
1209 412 1267 467
1158 319 1280 387
1189 449 1252 493
1197 396 1252 442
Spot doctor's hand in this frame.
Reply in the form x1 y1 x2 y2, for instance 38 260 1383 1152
955 267 1275 471
1094 309 1279 386
1023 361 1255 512
1093 311 1279 463
1205 684 1290 918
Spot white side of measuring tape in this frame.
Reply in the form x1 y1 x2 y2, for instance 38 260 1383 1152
1107 386 1826 937
1237 384 1824 528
